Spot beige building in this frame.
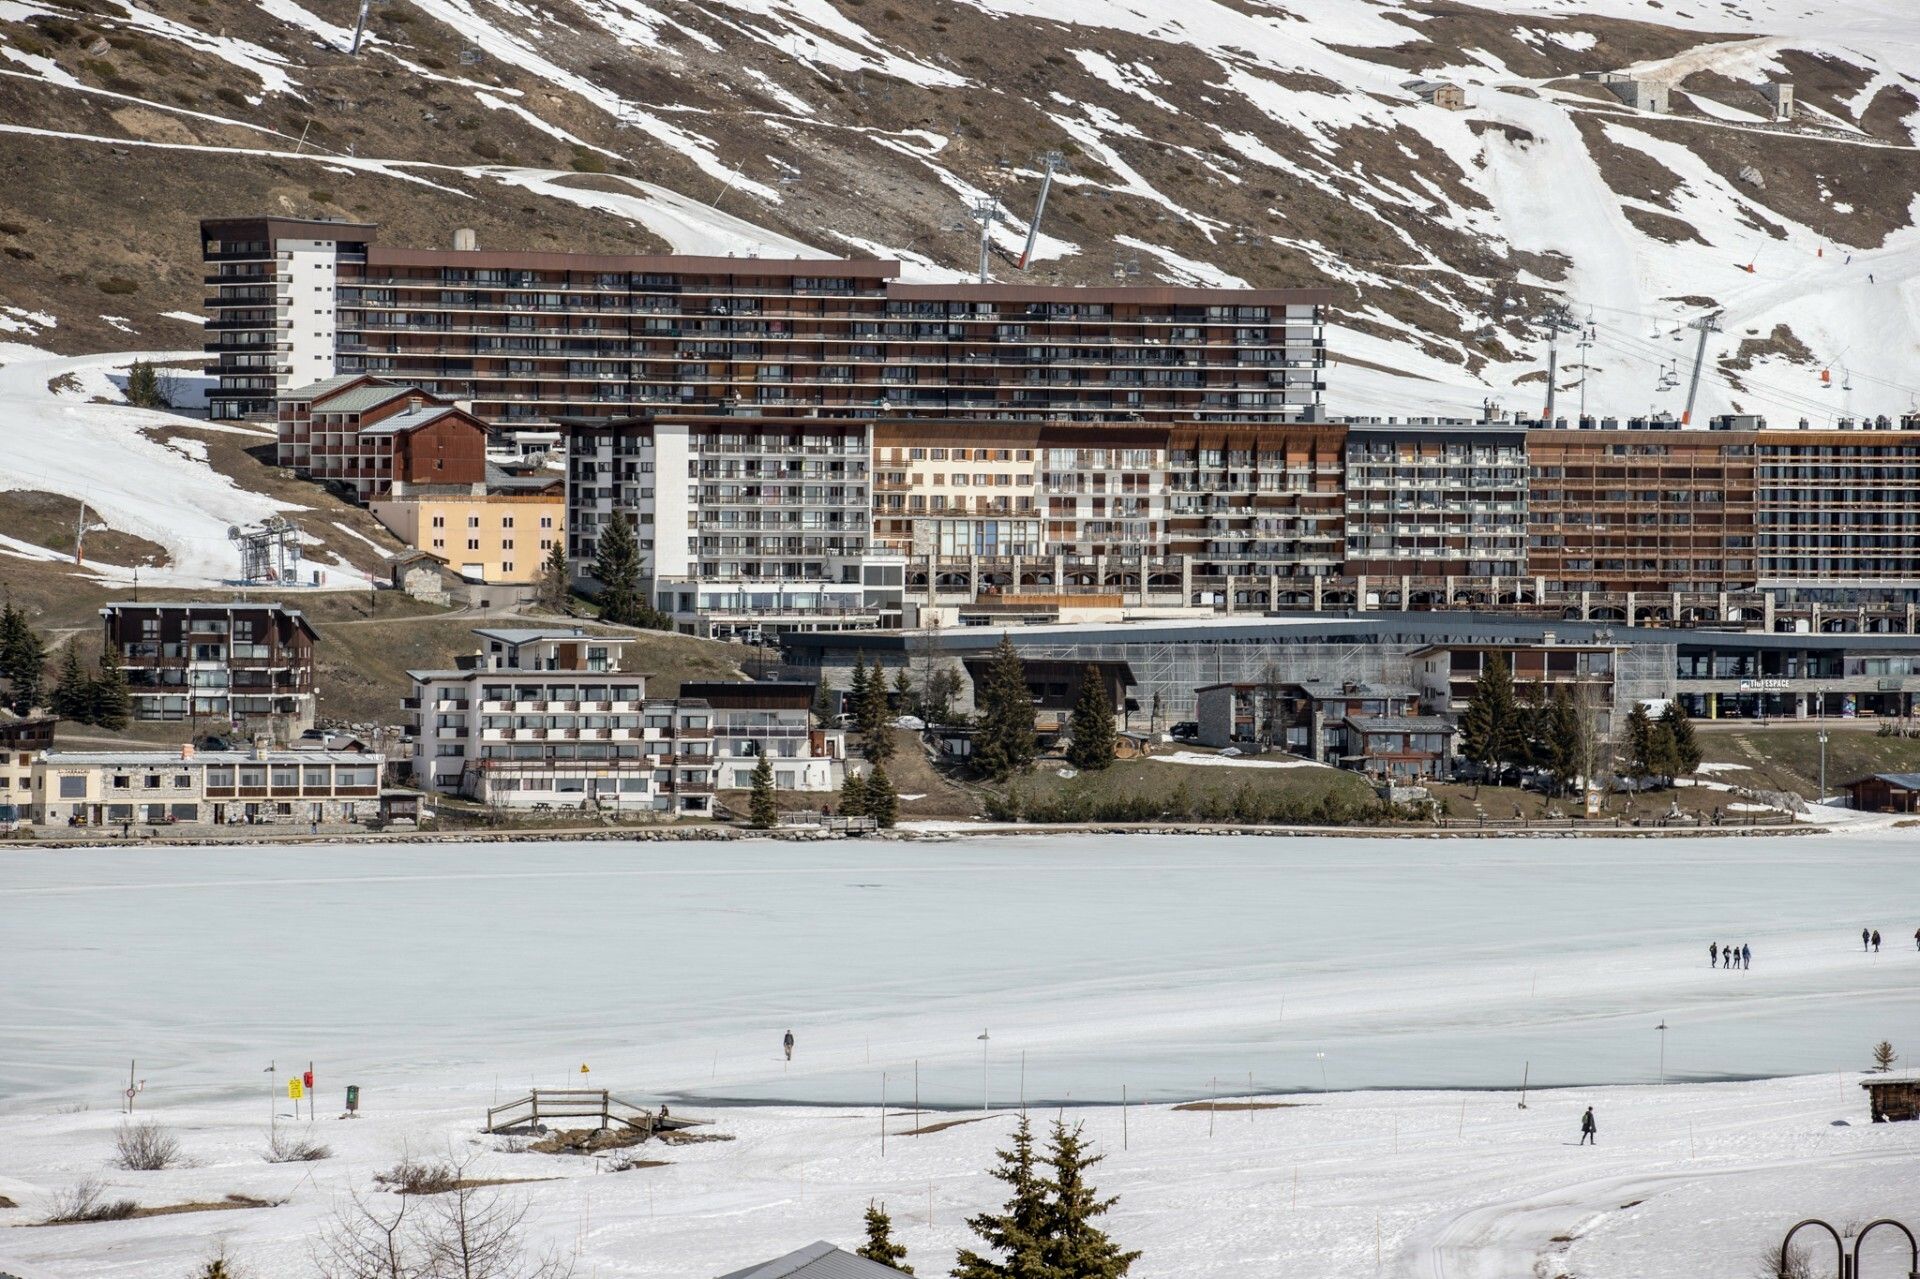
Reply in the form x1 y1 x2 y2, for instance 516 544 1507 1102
28 748 383 827
371 491 564 585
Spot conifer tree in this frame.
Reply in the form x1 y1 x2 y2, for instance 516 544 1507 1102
89 650 131 731
0 600 47 714
1066 666 1117 771
1624 701 1657 785
953 1115 1049 1279
1038 1119 1140 1279
865 763 898 828
1660 701 1701 778
972 634 1036 782
858 1200 913 1273
811 681 836 725
860 659 894 763
1459 653 1516 782
893 666 914 708
50 642 89 723
838 770 869 821
591 512 651 627
849 656 872 725
537 539 571 614
1545 688 1580 798
124 360 169 408
748 753 778 829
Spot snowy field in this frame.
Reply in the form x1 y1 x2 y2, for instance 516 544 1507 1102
3 835 1918 1277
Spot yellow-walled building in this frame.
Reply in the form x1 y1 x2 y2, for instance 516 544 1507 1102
371 491 564 585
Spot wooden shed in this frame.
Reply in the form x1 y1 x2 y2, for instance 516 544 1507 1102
1841 773 1920 813
1861 1076 1920 1122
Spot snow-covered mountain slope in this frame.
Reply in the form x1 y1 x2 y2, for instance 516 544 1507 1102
4 0 1920 423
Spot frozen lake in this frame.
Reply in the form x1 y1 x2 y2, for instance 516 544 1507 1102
4 835 1917 1111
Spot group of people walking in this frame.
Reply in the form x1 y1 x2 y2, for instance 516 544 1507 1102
1708 941 1750 969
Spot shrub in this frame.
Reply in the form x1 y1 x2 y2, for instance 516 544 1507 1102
307 188 334 204
570 150 607 174
374 1158 458 1195
471 139 501 160
114 1119 181 1170
213 85 247 108
264 1126 331 1163
46 1178 137 1223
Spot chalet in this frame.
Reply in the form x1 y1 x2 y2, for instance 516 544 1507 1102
1842 773 1920 814
1404 79 1468 110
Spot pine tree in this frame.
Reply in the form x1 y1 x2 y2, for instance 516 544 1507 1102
1458 653 1516 783
811 681 836 725
124 359 169 409
1066 665 1117 772
1873 1040 1898 1072
860 658 894 763
893 666 914 709
953 1115 1050 1279
537 539 571 614
972 634 1036 782
0 602 47 715
748 753 778 829
50 642 89 723
89 650 131 731
1038 1118 1140 1279
1661 701 1701 778
591 512 649 627
839 770 869 821
1624 701 1657 785
857 1201 912 1274
1545 688 1580 798
849 656 872 726
865 763 898 828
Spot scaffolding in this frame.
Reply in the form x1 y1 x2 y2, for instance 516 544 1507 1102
230 516 302 585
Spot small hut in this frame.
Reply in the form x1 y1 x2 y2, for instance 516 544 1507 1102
1861 1075 1920 1122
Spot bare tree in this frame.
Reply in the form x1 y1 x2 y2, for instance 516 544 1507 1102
419 1181 573 1279
313 1150 571 1279
1872 1040 1898 1072
314 1188 425 1279
1256 659 1286 753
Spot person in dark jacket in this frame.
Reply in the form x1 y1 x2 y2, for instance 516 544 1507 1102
1742 943 1751 970
1864 927 1872 951
1580 1107 1597 1145
783 1029 795 1062
1872 929 1882 952
1709 942 1718 968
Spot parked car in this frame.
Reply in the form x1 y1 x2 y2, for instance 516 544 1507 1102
1169 721 1199 741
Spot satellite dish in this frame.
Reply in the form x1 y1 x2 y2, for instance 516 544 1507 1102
227 525 242 540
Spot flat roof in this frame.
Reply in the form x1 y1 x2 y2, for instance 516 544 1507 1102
472 627 633 645
42 750 379 766
367 246 899 278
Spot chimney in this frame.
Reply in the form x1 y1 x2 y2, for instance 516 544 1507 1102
180 742 195 760
453 228 477 252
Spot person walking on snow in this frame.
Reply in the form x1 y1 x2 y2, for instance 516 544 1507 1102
1872 929 1882 952
1724 944 1733 969
1913 927 1919 952
1580 1107 1597 1145
783 1029 795 1062
1710 942 1718 968
1742 943 1751 970
1864 927 1872 951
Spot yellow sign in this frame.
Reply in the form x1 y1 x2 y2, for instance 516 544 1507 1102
288 1078 304 1100
579 1064 590 1075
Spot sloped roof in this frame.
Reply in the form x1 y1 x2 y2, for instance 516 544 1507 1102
1849 773 1920 790
284 373 367 400
717 1242 910 1279
359 405 471 437
318 384 416 414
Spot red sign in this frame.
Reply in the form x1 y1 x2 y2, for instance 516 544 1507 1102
303 1070 314 1089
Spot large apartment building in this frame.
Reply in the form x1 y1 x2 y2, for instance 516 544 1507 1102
200 217 1331 427
100 602 318 731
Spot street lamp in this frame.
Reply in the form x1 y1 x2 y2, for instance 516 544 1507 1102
1655 1020 1668 1084
1818 726 1830 801
978 1029 990 1112
1775 1216 1918 1279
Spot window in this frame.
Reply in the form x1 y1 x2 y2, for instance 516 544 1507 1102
540 515 553 528
502 562 514 574
467 538 480 551
468 515 481 529
59 776 85 798
143 774 162 789
431 515 445 529
502 516 514 529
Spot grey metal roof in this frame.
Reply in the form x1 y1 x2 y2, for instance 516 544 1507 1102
1851 773 1920 789
284 373 365 399
359 404 464 436
717 1242 910 1279
316 385 416 414
1346 715 1455 733
1296 677 1421 699
781 611 1920 658
474 627 629 645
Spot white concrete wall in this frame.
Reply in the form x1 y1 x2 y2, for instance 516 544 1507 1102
652 422 692 581
278 238 339 394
